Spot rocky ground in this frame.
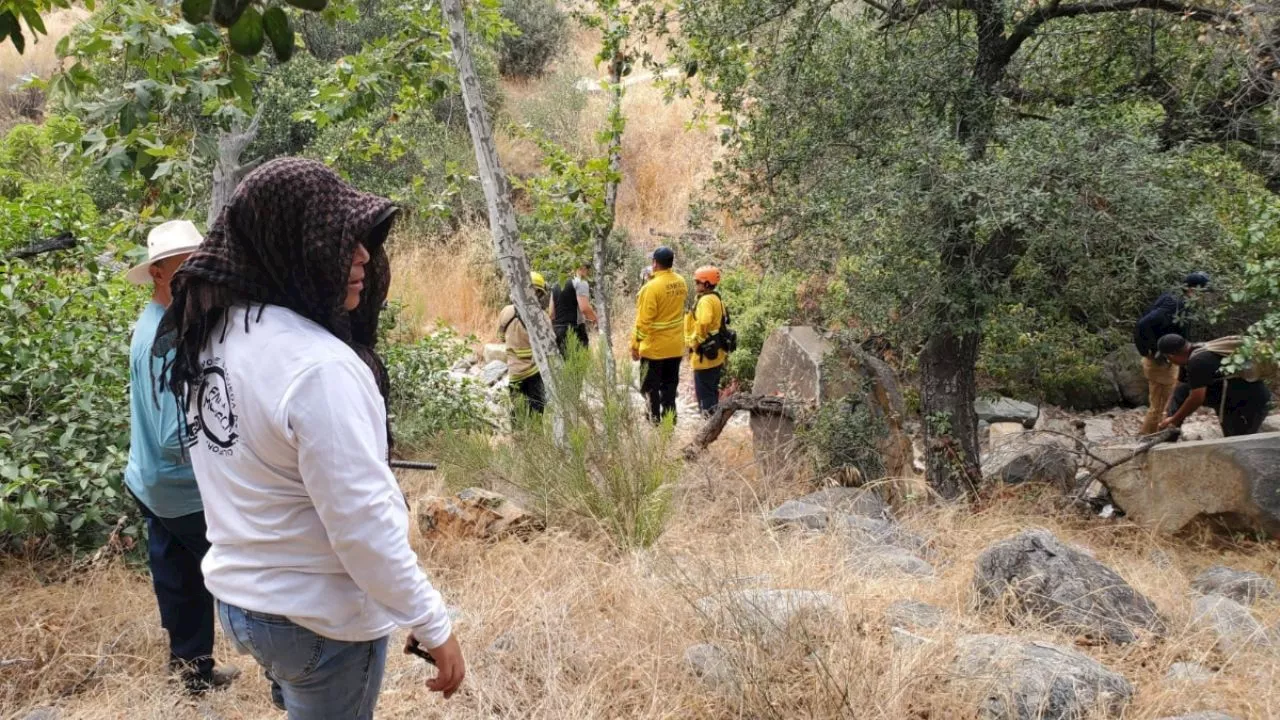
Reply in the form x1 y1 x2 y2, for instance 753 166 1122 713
3 410 1280 720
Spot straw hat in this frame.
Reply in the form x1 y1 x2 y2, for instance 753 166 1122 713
125 220 204 285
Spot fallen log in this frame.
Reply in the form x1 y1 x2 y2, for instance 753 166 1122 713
683 393 804 459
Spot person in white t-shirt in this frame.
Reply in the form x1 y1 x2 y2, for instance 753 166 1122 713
155 158 464 719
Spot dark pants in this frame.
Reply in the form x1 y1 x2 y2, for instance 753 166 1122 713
511 373 546 416
640 357 682 424
133 496 216 683
554 324 589 355
1169 380 1271 437
694 365 724 416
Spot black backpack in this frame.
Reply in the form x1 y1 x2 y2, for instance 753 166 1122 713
695 291 737 356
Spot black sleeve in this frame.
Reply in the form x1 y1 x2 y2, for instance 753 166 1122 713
1184 352 1222 390
1134 293 1179 357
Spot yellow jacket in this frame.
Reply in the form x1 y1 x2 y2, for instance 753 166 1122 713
631 268 688 360
685 291 726 371
498 305 540 382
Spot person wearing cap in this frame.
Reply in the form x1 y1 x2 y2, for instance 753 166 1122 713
499 272 551 416
550 261 597 355
1157 333 1272 437
631 246 688 424
685 266 729 416
1133 272 1211 434
124 220 240 694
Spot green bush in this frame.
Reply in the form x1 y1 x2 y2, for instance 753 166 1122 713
1 183 144 549
717 269 802 390
978 304 1118 410
800 382 888 483
379 303 489 455
497 0 568 79
438 345 681 550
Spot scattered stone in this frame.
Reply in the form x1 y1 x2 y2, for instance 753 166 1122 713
952 634 1133 720
1083 417 1117 444
974 396 1040 429
480 359 509 386
849 544 935 579
417 488 534 541
974 529 1165 644
20 709 59 720
450 356 475 373
982 438 1078 489
885 600 947 630
1191 594 1273 656
1179 418 1224 443
487 633 515 654
1262 414 1280 433
1191 566 1276 605
988 422 1026 444
1155 713 1239 720
836 513 932 556
684 643 737 689
482 343 506 363
793 487 890 520
1097 432 1280 538
695 589 838 645
768 500 830 531
1103 345 1148 407
1148 549 1175 570
891 626 933 651
1165 661 1214 683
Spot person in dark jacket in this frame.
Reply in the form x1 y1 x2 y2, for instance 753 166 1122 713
1157 334 1271 437
1134 271 1210 434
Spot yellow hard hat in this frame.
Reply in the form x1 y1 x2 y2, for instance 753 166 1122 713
530 271 546 290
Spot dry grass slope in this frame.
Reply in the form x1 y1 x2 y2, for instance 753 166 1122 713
3 430 1279 720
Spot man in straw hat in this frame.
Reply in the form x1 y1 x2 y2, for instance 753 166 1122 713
124 220 240 694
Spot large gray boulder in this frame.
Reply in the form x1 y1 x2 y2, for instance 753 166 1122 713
768 500 829 530
836 513 932 556
981 435 1078 489
952 634 1133 720
1190 594 1274 656
695 589 838 645
886 599 948 630
974 396 1041 429
751 326 915 479
1191 566 1276 605
1165 662 1214 683
1103 345 1148 407
794 487 890 519
1097 432 1280 538
974 529 1165 644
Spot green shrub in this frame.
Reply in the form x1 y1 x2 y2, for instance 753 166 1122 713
1 186 144 549
800 382 888 483
379 303 489 455
497 0 568 79
438 345 680 550
978 304 1117 410
717 269 802 390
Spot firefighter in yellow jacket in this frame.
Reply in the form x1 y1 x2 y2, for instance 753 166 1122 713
631 246 688 424
686 266 728 416
498 272 550 416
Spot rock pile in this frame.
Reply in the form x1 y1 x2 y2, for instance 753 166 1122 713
417 487 534 541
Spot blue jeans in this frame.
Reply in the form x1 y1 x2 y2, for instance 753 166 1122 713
218 602 389 720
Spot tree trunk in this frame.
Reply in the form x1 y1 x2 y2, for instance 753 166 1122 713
919 327 982 500
593 55 625 384
442 0 563 411
207 112 262 227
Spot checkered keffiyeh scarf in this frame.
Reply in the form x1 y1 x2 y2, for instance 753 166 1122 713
158 157 398 425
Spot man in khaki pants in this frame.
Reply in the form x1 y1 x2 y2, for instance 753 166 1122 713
1133 272 1210 434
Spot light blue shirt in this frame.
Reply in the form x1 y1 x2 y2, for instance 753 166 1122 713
124 301 201 518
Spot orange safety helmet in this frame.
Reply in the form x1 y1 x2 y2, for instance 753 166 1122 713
694 265 721 286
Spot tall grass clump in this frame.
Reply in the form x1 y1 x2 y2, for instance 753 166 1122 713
440 340 680 549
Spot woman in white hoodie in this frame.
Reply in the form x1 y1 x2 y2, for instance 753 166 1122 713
157 158 464 718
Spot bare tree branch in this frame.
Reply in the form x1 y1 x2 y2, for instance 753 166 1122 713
1003 0 1236 62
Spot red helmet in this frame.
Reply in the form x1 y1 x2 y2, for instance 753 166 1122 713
694 266 721 286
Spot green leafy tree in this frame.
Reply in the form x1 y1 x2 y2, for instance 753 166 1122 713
668 0 1277 497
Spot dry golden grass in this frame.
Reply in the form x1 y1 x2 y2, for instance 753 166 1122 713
387 227 503 344
0 9 85 131
4 428 1280 720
